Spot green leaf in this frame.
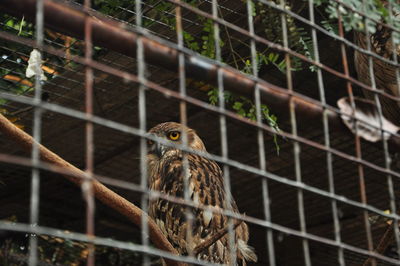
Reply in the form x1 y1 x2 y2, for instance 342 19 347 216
5 19 14 27
237 109 246 117
232 101 243 110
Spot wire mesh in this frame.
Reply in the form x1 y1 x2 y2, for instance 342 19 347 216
1 0 400 265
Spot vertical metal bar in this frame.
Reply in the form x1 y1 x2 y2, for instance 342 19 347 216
308 1 345 265
386 1 400 259
83 1 95 265
362 2 400 265
279 0 311 265
247 1 276 265
28 0 43 265
212 1 236 264
336 2 375 265
175 1 193 260
136 1 150 265
387 1 400 97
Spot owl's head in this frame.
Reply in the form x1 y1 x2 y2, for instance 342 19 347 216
147 122 206 158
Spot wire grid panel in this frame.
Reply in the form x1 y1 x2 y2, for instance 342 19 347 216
0 0 400 265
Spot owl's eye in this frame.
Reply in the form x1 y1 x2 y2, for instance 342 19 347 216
168 131 180 141
147 139 154 146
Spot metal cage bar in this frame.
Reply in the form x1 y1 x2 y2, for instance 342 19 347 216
0 0 400 265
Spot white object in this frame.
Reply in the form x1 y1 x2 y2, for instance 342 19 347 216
337 97 399 142
26 49 47 81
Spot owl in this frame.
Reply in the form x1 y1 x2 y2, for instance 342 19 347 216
337 14 400 142
146 122 257 265
354 21 400 125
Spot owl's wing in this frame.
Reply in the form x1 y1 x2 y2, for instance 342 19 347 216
149 156 187 253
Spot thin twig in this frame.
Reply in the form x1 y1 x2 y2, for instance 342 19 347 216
193 218 243 255
0 113 186 266
218 5 239 70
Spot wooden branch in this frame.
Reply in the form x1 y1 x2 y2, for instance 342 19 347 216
0 113 186 266
193 218 243 255
362 223 394 266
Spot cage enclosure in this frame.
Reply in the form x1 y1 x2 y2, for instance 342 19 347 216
1 0 400 265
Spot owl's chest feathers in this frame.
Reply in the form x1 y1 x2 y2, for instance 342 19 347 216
148 150 183 192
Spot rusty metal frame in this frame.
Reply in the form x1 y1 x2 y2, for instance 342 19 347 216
2 0 400 146
0 39 399 264
1 0 400 265
1 29 400 183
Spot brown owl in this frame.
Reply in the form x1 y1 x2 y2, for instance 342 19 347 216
146 122 257 265
354 20 400 124
338 12 400 142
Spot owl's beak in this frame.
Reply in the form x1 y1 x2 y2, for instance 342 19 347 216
155 142 166 157
148 140 166 157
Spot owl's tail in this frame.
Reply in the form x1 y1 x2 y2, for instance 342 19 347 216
238 239 258 263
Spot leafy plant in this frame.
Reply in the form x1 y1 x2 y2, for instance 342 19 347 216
314 0 400 44
257 1 315 72
207 87 281 153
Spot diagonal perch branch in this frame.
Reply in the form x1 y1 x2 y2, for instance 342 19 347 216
0 113 186 266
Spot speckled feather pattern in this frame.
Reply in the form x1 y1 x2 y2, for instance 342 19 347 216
354 23 400 125
147 122 257 265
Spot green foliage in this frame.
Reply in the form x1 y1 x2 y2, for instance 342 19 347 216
314 0 400 44
183 18 225 59
257 1 315 72
321 19 339 35
3 15 32 38
143 1 177 28
242 52 287 74
93 0 133 18
199 18 224 59
1 15 35 95
208 87 281 153
183 31 200 51
0 15 39 123
0 12 89 110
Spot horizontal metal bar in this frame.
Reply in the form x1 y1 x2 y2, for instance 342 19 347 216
1 90 400 222
1 28 400 184
1 165 399 265
2 0 400 151
0 32 400 177
1 27 400 176
0 112 185 266
254 0 400 67
166 0 400 97
0 0 342 126
1 1 399 264
0 221 213 266
1 149 400 265
2 31 400 228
